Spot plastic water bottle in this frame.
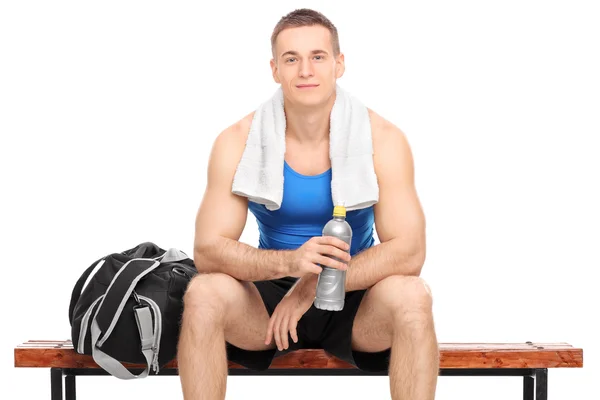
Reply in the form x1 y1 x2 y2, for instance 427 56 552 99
314 205 352 311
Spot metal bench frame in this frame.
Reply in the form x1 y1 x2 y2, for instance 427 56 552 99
49 366 549 400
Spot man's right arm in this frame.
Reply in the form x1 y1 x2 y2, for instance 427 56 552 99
193 115 291 281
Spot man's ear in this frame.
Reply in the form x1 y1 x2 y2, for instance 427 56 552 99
270 59 280 84
336 53 345 79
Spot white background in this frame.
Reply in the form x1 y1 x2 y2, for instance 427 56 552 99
1 1 598 399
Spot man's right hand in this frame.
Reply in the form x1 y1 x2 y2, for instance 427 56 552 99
284 236 351 278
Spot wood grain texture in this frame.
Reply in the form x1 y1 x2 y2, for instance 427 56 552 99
14 340 583 370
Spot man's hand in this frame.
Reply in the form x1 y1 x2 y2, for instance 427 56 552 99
284 236 351 278
265 274 319 351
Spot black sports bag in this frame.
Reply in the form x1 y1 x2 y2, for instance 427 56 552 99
69 242 197 379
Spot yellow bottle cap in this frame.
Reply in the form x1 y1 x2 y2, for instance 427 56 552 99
333 205 346 217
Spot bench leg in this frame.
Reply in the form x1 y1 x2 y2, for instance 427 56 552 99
536 368 548 400
65 374 76 400
51 368 63 400
523 375 534 400
523 368 548 400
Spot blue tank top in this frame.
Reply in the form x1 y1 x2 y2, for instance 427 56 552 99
248 160 375 257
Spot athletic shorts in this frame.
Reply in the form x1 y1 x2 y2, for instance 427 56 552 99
225 276 391 373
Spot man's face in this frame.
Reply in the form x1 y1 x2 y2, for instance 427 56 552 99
270 25 345 107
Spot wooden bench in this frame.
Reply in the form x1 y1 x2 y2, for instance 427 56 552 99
14 340 583 400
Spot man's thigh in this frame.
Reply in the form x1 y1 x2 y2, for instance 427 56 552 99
191 273 276 352
350 283 395 353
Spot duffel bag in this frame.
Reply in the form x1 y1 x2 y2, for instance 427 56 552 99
69 241 198 379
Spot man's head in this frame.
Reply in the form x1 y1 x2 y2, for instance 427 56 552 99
270 9 345 107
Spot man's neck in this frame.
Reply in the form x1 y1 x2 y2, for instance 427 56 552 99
284 90 336 146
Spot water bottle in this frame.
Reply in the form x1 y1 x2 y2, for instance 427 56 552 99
314 205 352 311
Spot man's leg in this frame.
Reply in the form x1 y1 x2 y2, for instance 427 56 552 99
351 275 439 400
177 272 276 400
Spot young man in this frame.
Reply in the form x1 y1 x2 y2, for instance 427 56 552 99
178 8 439 400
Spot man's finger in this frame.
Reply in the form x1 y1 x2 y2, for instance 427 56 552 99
273 315 282 350
320 235 350 250
312 264 323 274
280 315 290 350
289 318 299 344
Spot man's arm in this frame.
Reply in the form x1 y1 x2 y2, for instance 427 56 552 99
344 112 426 292
292 112 426 298
193 114 290 281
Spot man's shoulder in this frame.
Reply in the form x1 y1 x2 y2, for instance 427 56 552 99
208 111 255 172
367 108 407 148
216 111 255 145
366 108 413 178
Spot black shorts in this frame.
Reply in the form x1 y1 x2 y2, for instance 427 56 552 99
225 276 391 373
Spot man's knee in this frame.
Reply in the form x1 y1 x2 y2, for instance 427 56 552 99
183 272 242 320
374 275 433 316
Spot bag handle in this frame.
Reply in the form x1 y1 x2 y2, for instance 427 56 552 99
68 258 105 325
123 242 164 259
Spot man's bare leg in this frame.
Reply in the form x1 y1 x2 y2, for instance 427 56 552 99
177 272 276 400
388 277 439 399
351 275 439 400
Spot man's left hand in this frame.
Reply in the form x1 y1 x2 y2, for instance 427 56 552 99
265 275 318 351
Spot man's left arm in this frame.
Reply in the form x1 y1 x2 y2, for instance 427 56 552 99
344 117 426 292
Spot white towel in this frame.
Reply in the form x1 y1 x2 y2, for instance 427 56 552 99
232 84 379 212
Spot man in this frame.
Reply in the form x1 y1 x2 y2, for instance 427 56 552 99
178 8 439 400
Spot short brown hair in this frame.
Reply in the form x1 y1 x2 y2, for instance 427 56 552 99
271 8 340 59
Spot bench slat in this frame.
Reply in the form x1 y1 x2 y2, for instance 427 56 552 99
14 340 583 370
15 340 576 350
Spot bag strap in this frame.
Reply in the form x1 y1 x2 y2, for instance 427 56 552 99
69 258 105 325
70 242 167 324
93 258 160 346
90 306 156 379
88 257 161 379
94 248 189 338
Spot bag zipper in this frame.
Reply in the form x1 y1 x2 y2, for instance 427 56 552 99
138 295 162 374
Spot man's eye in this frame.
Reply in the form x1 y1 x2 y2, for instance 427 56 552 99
286 56 323 62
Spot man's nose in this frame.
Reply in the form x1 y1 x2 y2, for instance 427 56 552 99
298 60 314 78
